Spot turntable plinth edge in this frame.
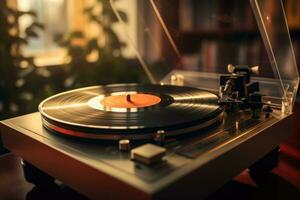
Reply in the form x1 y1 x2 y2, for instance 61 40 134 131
0 111 294 200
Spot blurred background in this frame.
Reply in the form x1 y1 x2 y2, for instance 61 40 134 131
0 0 299 154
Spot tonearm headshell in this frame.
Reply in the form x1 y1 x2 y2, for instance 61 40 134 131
219 64 265 118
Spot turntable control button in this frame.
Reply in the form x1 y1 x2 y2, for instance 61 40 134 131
131 144 166 165
119 139 130 151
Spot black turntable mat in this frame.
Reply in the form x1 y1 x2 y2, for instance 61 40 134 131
39 84 223 140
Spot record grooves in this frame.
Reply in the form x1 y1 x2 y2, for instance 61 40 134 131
39 84 223 140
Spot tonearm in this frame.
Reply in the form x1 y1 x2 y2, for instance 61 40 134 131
219 64 265 118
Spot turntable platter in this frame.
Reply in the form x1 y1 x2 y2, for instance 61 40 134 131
39 84 223 140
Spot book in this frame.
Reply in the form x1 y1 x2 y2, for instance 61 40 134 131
237 41 248 65
179 0 195 31
181 54 200 71
200 39 219 72
195 0 217 31
286 0 300 29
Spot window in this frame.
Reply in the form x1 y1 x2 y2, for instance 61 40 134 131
17 0 138 67
18 0 69 66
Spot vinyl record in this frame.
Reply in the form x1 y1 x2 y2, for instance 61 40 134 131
39 84 223 140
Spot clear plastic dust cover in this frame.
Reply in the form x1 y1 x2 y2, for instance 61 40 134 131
110 0 299 112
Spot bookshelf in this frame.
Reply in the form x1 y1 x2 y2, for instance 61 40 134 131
157 0 300 77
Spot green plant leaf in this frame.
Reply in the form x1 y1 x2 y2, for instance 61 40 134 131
83 6 94 14
16 10 37 18
10 36 28 45
69 31 84 39
86 38 99 53
25 27 39 38
53 33 64 43
31 22 44 29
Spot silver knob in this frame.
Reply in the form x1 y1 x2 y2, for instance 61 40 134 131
154 130 165 145
171 74 184 86
119 139 130 151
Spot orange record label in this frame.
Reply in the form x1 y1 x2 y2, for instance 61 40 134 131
100 93 161 109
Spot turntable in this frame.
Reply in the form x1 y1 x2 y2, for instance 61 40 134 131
0 0 299 199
